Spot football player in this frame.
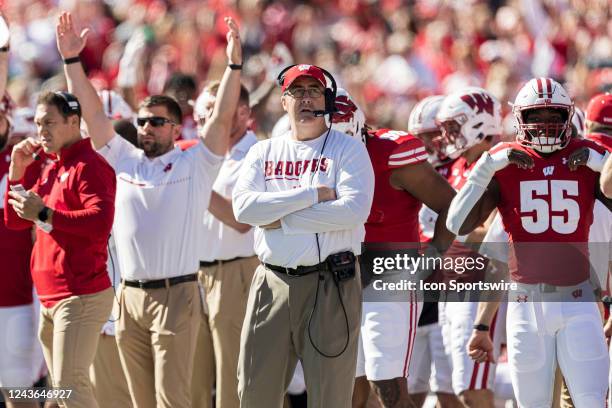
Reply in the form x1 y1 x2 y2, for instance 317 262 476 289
448 78 611 408
434 87 505 408
407 95 463 408
330 90 456 408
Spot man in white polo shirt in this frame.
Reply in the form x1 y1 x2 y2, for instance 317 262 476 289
57 12 243 408
233 64 374 407
190 80 258 408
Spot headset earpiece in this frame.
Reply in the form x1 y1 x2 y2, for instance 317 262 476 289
318 67 338 115
54 91 82 116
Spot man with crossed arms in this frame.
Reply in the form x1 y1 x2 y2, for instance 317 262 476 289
56 11 243 408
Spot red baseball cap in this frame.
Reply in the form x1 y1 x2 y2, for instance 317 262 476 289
281 64 326 93
586 93 612 125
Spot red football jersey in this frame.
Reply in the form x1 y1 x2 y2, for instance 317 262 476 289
447 156 474 191
365 129 428 243
435 159 456 181
0 147 34 306
492 139 607 285
585 132 612 151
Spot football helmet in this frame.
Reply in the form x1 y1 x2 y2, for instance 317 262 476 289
408 95 447 165
436 87 502 159
512 78 574 153
571 107 585 138
329 88 367 143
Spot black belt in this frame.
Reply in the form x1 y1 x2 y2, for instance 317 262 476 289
123 273 197 289
264 261 328 277
199 256 247 268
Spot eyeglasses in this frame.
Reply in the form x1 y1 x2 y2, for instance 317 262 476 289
136 117 176 127
285 87 324 98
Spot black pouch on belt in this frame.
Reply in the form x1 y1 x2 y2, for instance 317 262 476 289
326 251 356 283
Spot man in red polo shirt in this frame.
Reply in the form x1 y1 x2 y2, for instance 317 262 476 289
5 91 116 408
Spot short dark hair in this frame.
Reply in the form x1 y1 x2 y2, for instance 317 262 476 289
139 95 183 124
204 81 250 107
36 91 82 120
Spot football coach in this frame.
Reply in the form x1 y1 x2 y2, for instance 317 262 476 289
5 90 116 408
233 64 374 407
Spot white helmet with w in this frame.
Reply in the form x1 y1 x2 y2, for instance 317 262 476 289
512 77 574 153
408 95 446 165
436 87 502 159
329 88 367 143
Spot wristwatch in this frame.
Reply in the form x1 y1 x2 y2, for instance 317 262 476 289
38 207 50 223
473 324 490 332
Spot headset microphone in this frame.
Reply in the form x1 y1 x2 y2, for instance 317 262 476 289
312 110 327 117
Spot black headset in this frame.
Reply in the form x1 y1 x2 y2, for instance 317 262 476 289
54 91 82 117
277 64 338 117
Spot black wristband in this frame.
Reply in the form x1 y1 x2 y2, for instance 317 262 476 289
38 207 50 223
473 324 490 332
0 46 9 52
228 63 242 70
63 56 81 65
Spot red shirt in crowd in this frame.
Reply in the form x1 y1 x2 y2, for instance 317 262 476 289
4 138 116 308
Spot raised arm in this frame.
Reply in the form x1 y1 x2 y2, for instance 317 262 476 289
199 17 242 156
56 11 114 149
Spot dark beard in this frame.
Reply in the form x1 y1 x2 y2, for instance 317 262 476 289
138 138 174 158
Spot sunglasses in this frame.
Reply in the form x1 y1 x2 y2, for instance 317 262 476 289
136 116 175 127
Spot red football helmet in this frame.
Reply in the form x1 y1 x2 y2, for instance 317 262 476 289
512 78 574 153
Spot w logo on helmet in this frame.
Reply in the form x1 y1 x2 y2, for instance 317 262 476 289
332 95 357 124
461 93 495 116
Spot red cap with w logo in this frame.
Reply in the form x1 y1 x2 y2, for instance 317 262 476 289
281 65 326 93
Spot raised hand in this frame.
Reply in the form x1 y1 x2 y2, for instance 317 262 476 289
224 17 242 65
56 11 90 59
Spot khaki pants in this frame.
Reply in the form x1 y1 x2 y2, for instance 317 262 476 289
115 280 201 408
199 256 258 408
238 264 362 408
38 287 114 408
90 335 132 407
191 279 215 408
